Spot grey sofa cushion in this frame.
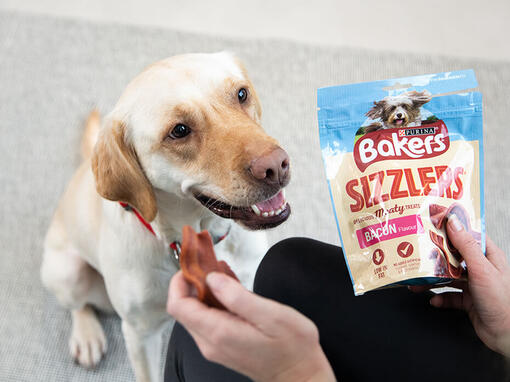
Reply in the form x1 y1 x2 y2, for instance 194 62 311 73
1 10 508 381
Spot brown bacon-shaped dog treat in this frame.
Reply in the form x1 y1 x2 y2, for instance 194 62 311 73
429 230 463 278
429 248 449 278
429 204 448 229
179 225 239 309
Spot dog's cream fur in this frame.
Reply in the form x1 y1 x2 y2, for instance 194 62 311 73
41 52 287 381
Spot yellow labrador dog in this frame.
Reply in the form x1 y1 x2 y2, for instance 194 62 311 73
41 52 291 381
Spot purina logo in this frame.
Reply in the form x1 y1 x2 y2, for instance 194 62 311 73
353 121 450 172
398 127 436 137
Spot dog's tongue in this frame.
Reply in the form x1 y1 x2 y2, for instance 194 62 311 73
254 190 284 212
396 119 404 125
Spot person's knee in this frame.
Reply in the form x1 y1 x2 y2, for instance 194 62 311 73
260 237 336 269
254 237 344 294
254 237 322 293
258 237 312 270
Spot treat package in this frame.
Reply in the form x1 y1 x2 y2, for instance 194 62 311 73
317 70 484 295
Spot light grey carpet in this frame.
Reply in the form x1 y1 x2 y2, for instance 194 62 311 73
1 10 509 382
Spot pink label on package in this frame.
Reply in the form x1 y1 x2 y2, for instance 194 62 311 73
356 215 424 248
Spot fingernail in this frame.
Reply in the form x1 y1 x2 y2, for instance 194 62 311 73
206 272 226 291
430 295 442 307
448 213 464 232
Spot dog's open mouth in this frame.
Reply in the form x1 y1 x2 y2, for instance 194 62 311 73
394 118 405 126
194 190 291 230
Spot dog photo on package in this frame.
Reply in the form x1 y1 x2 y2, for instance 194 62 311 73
318 70 484 295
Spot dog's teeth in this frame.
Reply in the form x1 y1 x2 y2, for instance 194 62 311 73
251 204 261 216
262 212 269 217
268 210 275 217
282 189 286 201
275 208 282 215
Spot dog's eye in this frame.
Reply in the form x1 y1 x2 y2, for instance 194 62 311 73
238 88 248 103
170 124 191 139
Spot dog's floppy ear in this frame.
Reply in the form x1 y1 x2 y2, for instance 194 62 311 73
91 120 157 222
365 100 385 120
407 90 432 107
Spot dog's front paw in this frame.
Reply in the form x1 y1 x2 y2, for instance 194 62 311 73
69 307 107 368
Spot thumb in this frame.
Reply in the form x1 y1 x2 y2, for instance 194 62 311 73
206 272 292 335
206 272 271 319
446 214 490 273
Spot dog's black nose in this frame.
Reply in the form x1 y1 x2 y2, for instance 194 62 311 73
249 148 290 186
396 113 403 118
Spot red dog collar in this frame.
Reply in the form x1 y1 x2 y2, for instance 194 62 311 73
119 202 230 266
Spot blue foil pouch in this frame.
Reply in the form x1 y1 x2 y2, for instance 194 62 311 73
318 70 484 295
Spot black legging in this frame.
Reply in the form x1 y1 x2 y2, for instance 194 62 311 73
165 238 509 381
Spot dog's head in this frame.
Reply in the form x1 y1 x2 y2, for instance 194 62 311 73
365 90 431 129
92 52 290 230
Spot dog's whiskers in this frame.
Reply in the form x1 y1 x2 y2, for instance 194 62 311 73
206 198 220 210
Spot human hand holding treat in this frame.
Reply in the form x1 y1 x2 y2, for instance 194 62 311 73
168 226 335 382
411 216 510 357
